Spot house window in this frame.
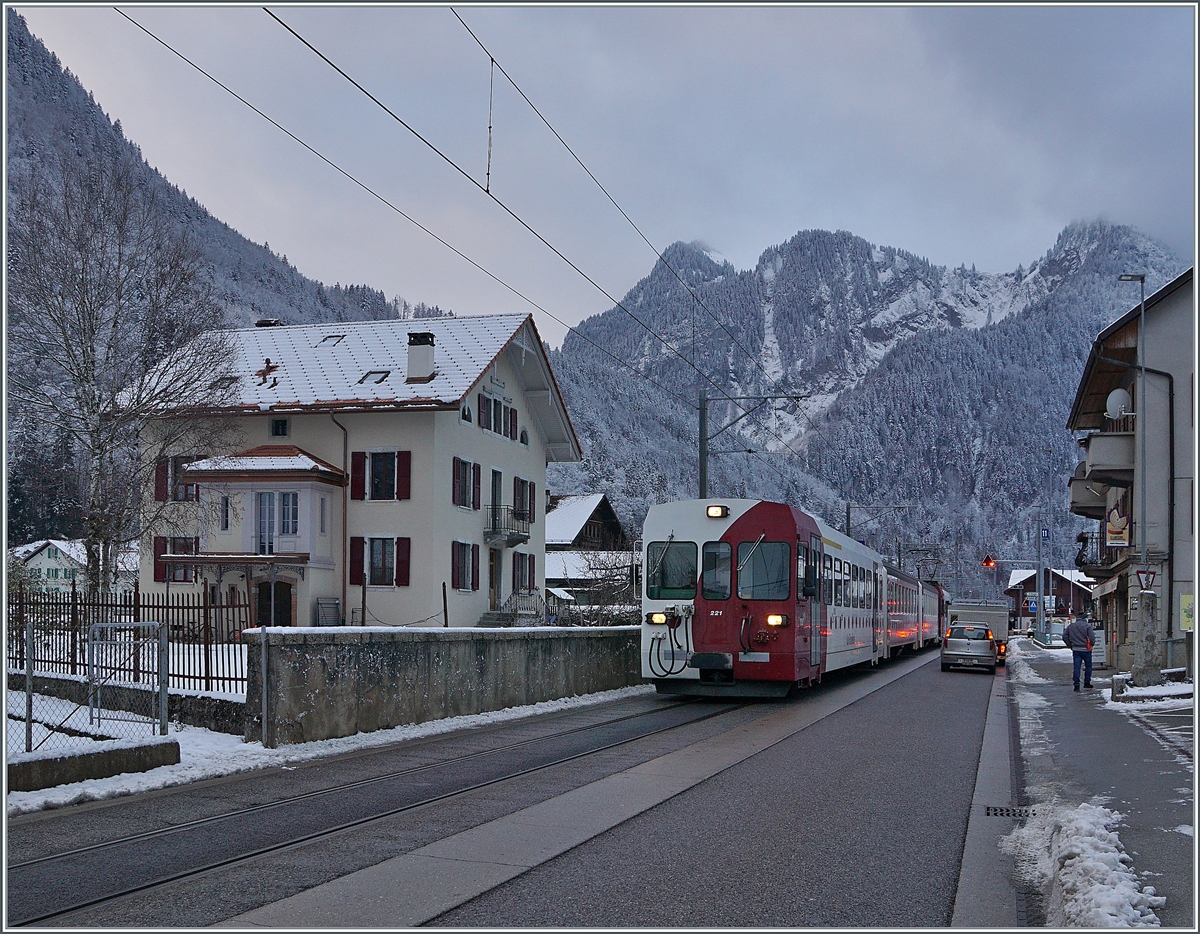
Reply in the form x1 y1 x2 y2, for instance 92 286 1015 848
477 391 518 440
369 538 395 586
171 456 198 501
519 428 529 446
319 496 327 535
370 451 396 500
450 540 479 591
513 477 536 522
220 495 231 531
271 418 289 437
460 403 472 424
257 492 275 555
452 457 479 509
280 492 299 535
169 537 195 582
513 551 535 594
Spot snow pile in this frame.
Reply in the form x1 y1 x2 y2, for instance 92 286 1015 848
6 684 655 817
1001 800 1165 927
1118 682 1193 700
1006 639 1052 684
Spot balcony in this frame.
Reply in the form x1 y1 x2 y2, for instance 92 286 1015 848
1073 530 1126 581
1067 461 1107 520
485 504 530 547
1083 431 1134 487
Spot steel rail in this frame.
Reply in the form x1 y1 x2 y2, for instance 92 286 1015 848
10 701 747 927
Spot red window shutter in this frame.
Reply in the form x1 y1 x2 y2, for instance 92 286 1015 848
512 552 519 593
350 452 366 500
472 463 481 510
529 482 536 523
451 541 461 590
395 537 410 587
478 393 490 430
513 476 520 512
453 457 464 506
510 408 518 439
529 553 536 591
471 544 480 591
153 536 167 582
396 451 411 500
349 537 364 585
154 458 169 502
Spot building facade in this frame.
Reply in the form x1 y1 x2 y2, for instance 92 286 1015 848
139 314 581 627
1066 268 1193 671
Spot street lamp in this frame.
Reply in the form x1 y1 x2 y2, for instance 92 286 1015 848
1118 273 1147 570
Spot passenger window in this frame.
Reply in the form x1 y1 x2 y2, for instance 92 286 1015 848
833 558 842 606
702 541 732 600
824 554 832 605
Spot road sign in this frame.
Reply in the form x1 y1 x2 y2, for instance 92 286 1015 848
1041 528 1049 540
1024 599 1038 612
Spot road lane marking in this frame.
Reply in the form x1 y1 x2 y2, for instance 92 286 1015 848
218 652 939 928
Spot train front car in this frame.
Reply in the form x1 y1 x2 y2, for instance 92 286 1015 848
642 499 820 697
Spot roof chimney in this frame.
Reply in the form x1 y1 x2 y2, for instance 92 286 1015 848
406 332 436 383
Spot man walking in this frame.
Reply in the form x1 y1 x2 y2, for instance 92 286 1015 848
1064 614 1094 691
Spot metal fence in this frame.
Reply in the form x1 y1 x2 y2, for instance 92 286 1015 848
8 619 167 757
7 583 255 697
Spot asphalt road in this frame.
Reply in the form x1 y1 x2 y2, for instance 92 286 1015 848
433 656 995 928
7 652 995 927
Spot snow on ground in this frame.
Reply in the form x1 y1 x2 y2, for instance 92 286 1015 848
1000 800 1166 927
6 684 655 818
1003 636 1168 926
1116 682 1194 700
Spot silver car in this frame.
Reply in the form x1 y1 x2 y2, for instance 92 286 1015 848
941 624 997 674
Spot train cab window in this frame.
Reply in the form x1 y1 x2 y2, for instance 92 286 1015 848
702 541 732 600
824 554 833 605
736 541 790 600
796 543 811 597
646 541 697 600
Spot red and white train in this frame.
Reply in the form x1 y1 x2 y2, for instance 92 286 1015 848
641 499 950 696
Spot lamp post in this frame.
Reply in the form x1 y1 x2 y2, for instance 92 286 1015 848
1120 272 1161 685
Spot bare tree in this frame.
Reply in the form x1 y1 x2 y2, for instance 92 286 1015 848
576 550 640 626
7 149 237 592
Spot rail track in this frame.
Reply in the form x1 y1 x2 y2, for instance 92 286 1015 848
9 697 747 926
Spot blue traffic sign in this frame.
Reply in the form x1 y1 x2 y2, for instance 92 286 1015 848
1041 528 1049 540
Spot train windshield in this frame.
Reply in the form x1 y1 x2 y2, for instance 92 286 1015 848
701 542 731 599
737 541 790 600
646 541 697 599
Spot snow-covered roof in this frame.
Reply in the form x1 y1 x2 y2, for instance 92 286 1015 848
1008 568 1096 589
544 550 637 580
185 445 342 478
544 494 605 546
10 539 138 573
185 314 581 462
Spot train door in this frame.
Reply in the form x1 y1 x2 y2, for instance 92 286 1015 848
872 562 882 662
810 535 823 671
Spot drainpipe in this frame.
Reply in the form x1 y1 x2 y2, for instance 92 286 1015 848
330 414 349 624
1098 356 1175 640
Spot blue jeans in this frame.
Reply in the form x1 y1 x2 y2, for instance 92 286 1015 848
1072 649 1093 687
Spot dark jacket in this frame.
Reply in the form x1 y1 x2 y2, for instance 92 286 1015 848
1064 618 1094 651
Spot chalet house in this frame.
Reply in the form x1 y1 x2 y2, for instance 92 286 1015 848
140 313 581 627
544 494 630 551
1066 267 1193 671
10 539 137 594
1004 568 1095 623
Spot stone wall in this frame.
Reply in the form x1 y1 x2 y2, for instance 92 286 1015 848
244 626 642 746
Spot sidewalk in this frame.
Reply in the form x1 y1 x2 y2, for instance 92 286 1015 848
1001 638 1194 928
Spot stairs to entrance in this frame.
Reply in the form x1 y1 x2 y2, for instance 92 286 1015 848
476 611 517 628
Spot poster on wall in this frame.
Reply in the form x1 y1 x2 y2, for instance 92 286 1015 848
1105 506 1130 547
1182 594 1194 632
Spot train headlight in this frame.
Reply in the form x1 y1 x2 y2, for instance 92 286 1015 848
766 614 789 627
706 504 729 518
647 612 668 625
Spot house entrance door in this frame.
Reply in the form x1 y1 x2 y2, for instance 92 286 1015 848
488 549 501 610
257 581 292 627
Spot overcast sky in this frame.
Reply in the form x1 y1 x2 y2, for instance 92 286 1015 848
16 4 1196 346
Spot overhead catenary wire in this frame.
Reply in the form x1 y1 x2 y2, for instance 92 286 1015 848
262 8 821 492
449 7 835 460
111 8 694 412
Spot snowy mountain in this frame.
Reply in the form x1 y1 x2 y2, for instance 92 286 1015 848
549 223 1185 593
5 9 446 329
